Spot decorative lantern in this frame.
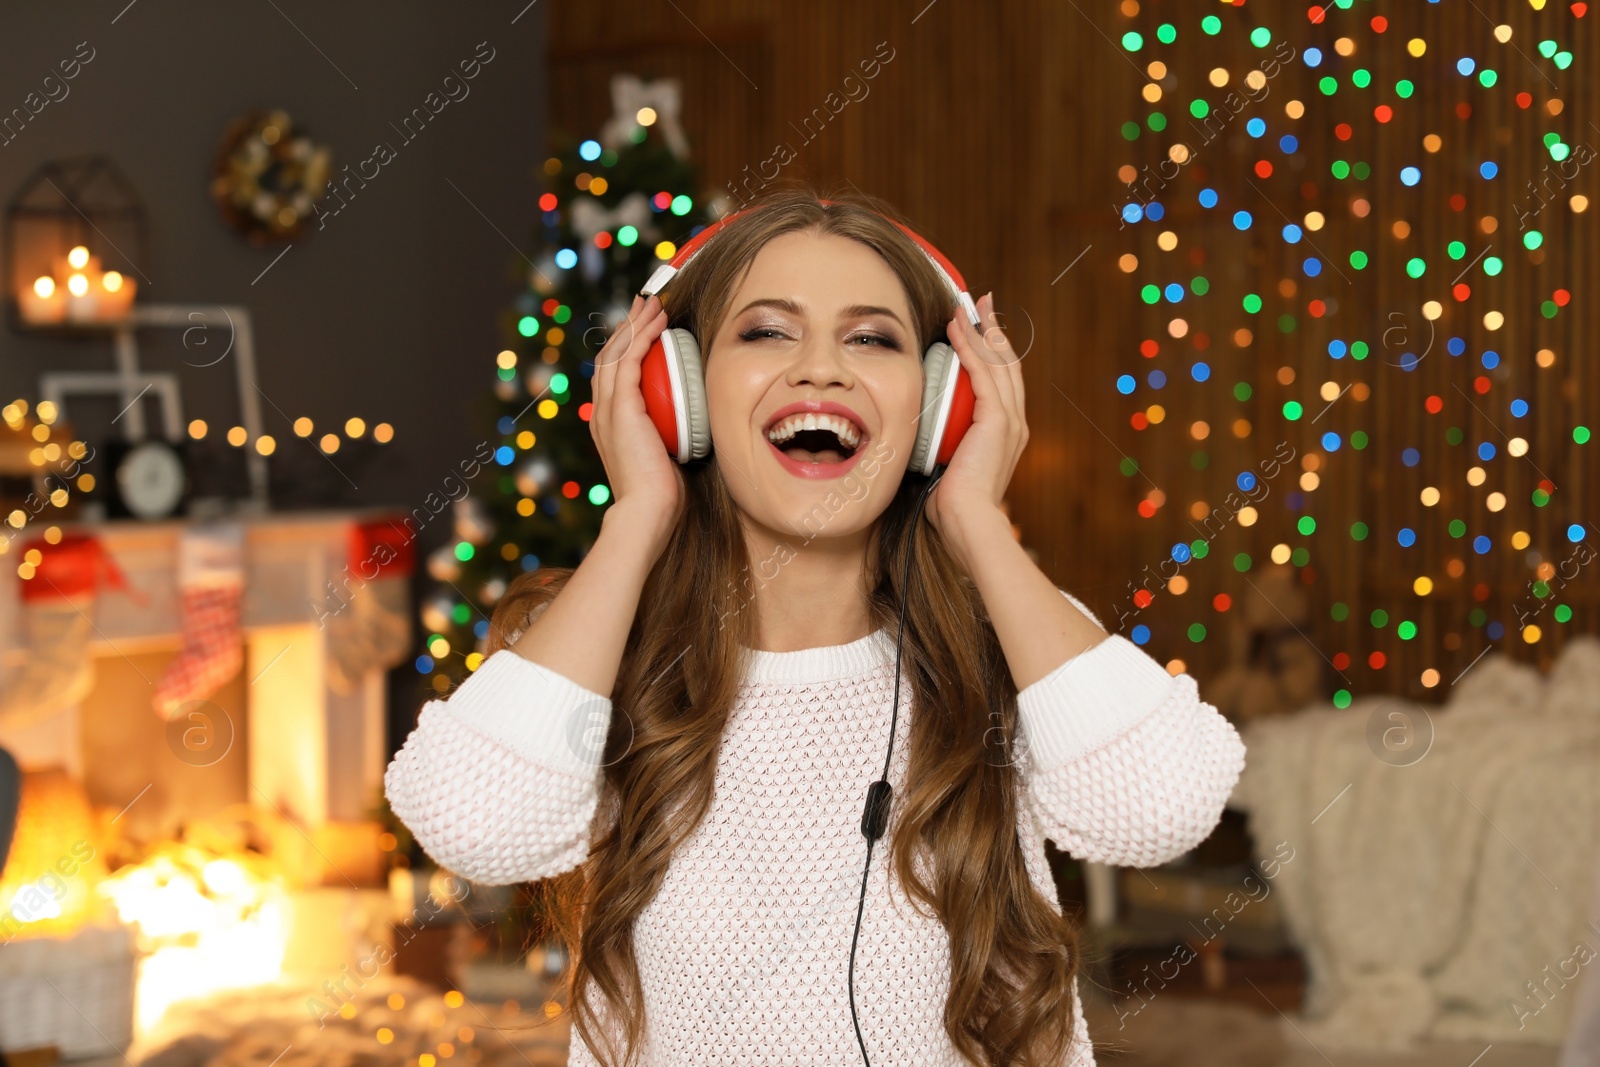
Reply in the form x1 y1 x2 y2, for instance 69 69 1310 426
3 154 148 333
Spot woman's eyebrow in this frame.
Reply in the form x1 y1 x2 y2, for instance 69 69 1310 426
840 304 906 329
733 297 805 318
734 297 906 329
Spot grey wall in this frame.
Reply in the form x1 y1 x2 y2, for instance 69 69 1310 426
0 0 548 510
1 2 549 741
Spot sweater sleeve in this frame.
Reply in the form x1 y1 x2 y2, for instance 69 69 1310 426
383 647 613 885
1015 590 1246 868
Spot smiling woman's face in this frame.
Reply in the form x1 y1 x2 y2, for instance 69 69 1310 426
703 228 926 545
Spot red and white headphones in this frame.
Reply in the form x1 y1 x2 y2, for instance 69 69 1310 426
636 200 980 477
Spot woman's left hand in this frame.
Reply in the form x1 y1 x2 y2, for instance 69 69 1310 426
923 291 1028 568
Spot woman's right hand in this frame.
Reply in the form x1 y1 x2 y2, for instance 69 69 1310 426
589 294 686 556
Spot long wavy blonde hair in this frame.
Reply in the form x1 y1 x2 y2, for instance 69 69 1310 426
486 184 1082 1066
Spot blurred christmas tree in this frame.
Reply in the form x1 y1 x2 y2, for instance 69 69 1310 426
415 75 722 694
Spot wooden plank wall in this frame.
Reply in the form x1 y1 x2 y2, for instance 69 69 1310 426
548 0 1598 702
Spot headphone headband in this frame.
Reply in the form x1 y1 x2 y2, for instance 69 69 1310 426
640 199 980 328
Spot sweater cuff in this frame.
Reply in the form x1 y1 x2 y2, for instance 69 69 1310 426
1060 589 1103 629
438 648 614 780
1016 634 1178 772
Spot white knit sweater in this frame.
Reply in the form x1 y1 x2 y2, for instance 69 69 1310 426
384 591 1247 1066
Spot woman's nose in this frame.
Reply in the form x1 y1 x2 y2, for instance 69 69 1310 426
786 337 852 388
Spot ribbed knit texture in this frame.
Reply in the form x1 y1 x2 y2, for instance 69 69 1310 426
384 591 1247 1065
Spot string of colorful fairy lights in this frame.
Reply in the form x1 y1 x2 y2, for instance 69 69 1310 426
1114 0 1589 705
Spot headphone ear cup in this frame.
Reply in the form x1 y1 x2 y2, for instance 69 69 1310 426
641 327 711 462
910 341 975 476
673 329 712 460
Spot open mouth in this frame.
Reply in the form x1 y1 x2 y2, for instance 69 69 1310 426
764 412 865 465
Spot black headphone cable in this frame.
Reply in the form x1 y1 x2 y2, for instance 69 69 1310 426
848 466 943 1067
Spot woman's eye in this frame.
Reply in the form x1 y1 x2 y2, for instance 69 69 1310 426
737 326 901 349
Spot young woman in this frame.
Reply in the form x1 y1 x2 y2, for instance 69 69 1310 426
385 188 1247 1067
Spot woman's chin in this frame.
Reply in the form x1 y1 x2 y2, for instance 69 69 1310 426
779 498 884 544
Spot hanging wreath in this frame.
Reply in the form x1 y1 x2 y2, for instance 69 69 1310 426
209 108 332 246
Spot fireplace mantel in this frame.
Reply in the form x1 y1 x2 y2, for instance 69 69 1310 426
0 509 408 830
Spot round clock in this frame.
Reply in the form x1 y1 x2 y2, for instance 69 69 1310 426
114 440 187 519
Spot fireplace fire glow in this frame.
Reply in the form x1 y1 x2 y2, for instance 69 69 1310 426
96 840 292 1035
0 771 312 1052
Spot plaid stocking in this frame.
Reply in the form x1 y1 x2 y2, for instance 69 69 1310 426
153 522 244 720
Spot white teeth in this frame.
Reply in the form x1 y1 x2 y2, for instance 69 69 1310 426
765 412 862 449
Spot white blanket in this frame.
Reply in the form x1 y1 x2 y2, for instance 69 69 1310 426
1231 634 1600 1051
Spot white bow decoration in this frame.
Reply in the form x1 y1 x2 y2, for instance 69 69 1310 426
599 73 689 160
569 191 654 245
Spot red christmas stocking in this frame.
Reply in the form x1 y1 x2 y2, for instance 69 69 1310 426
0 533 132 731
326 516 415 695
153 522 245 720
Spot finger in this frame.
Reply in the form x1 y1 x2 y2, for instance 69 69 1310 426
960 295 1011 383
980 292 1025 420
599 294 656 372
946 310 1000 406
619 293 644 357
947 300 1011 415
978 292 1019 366
591 318 614 424
593 306 634 423
601 303 666 433
615 306 667 404
632 300 667 362
977 291 1013 387
596 298 659 420
597 297 645 372
594 299 646 430
616 304 667 389
979 294 1030 412
980 293 1030 443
